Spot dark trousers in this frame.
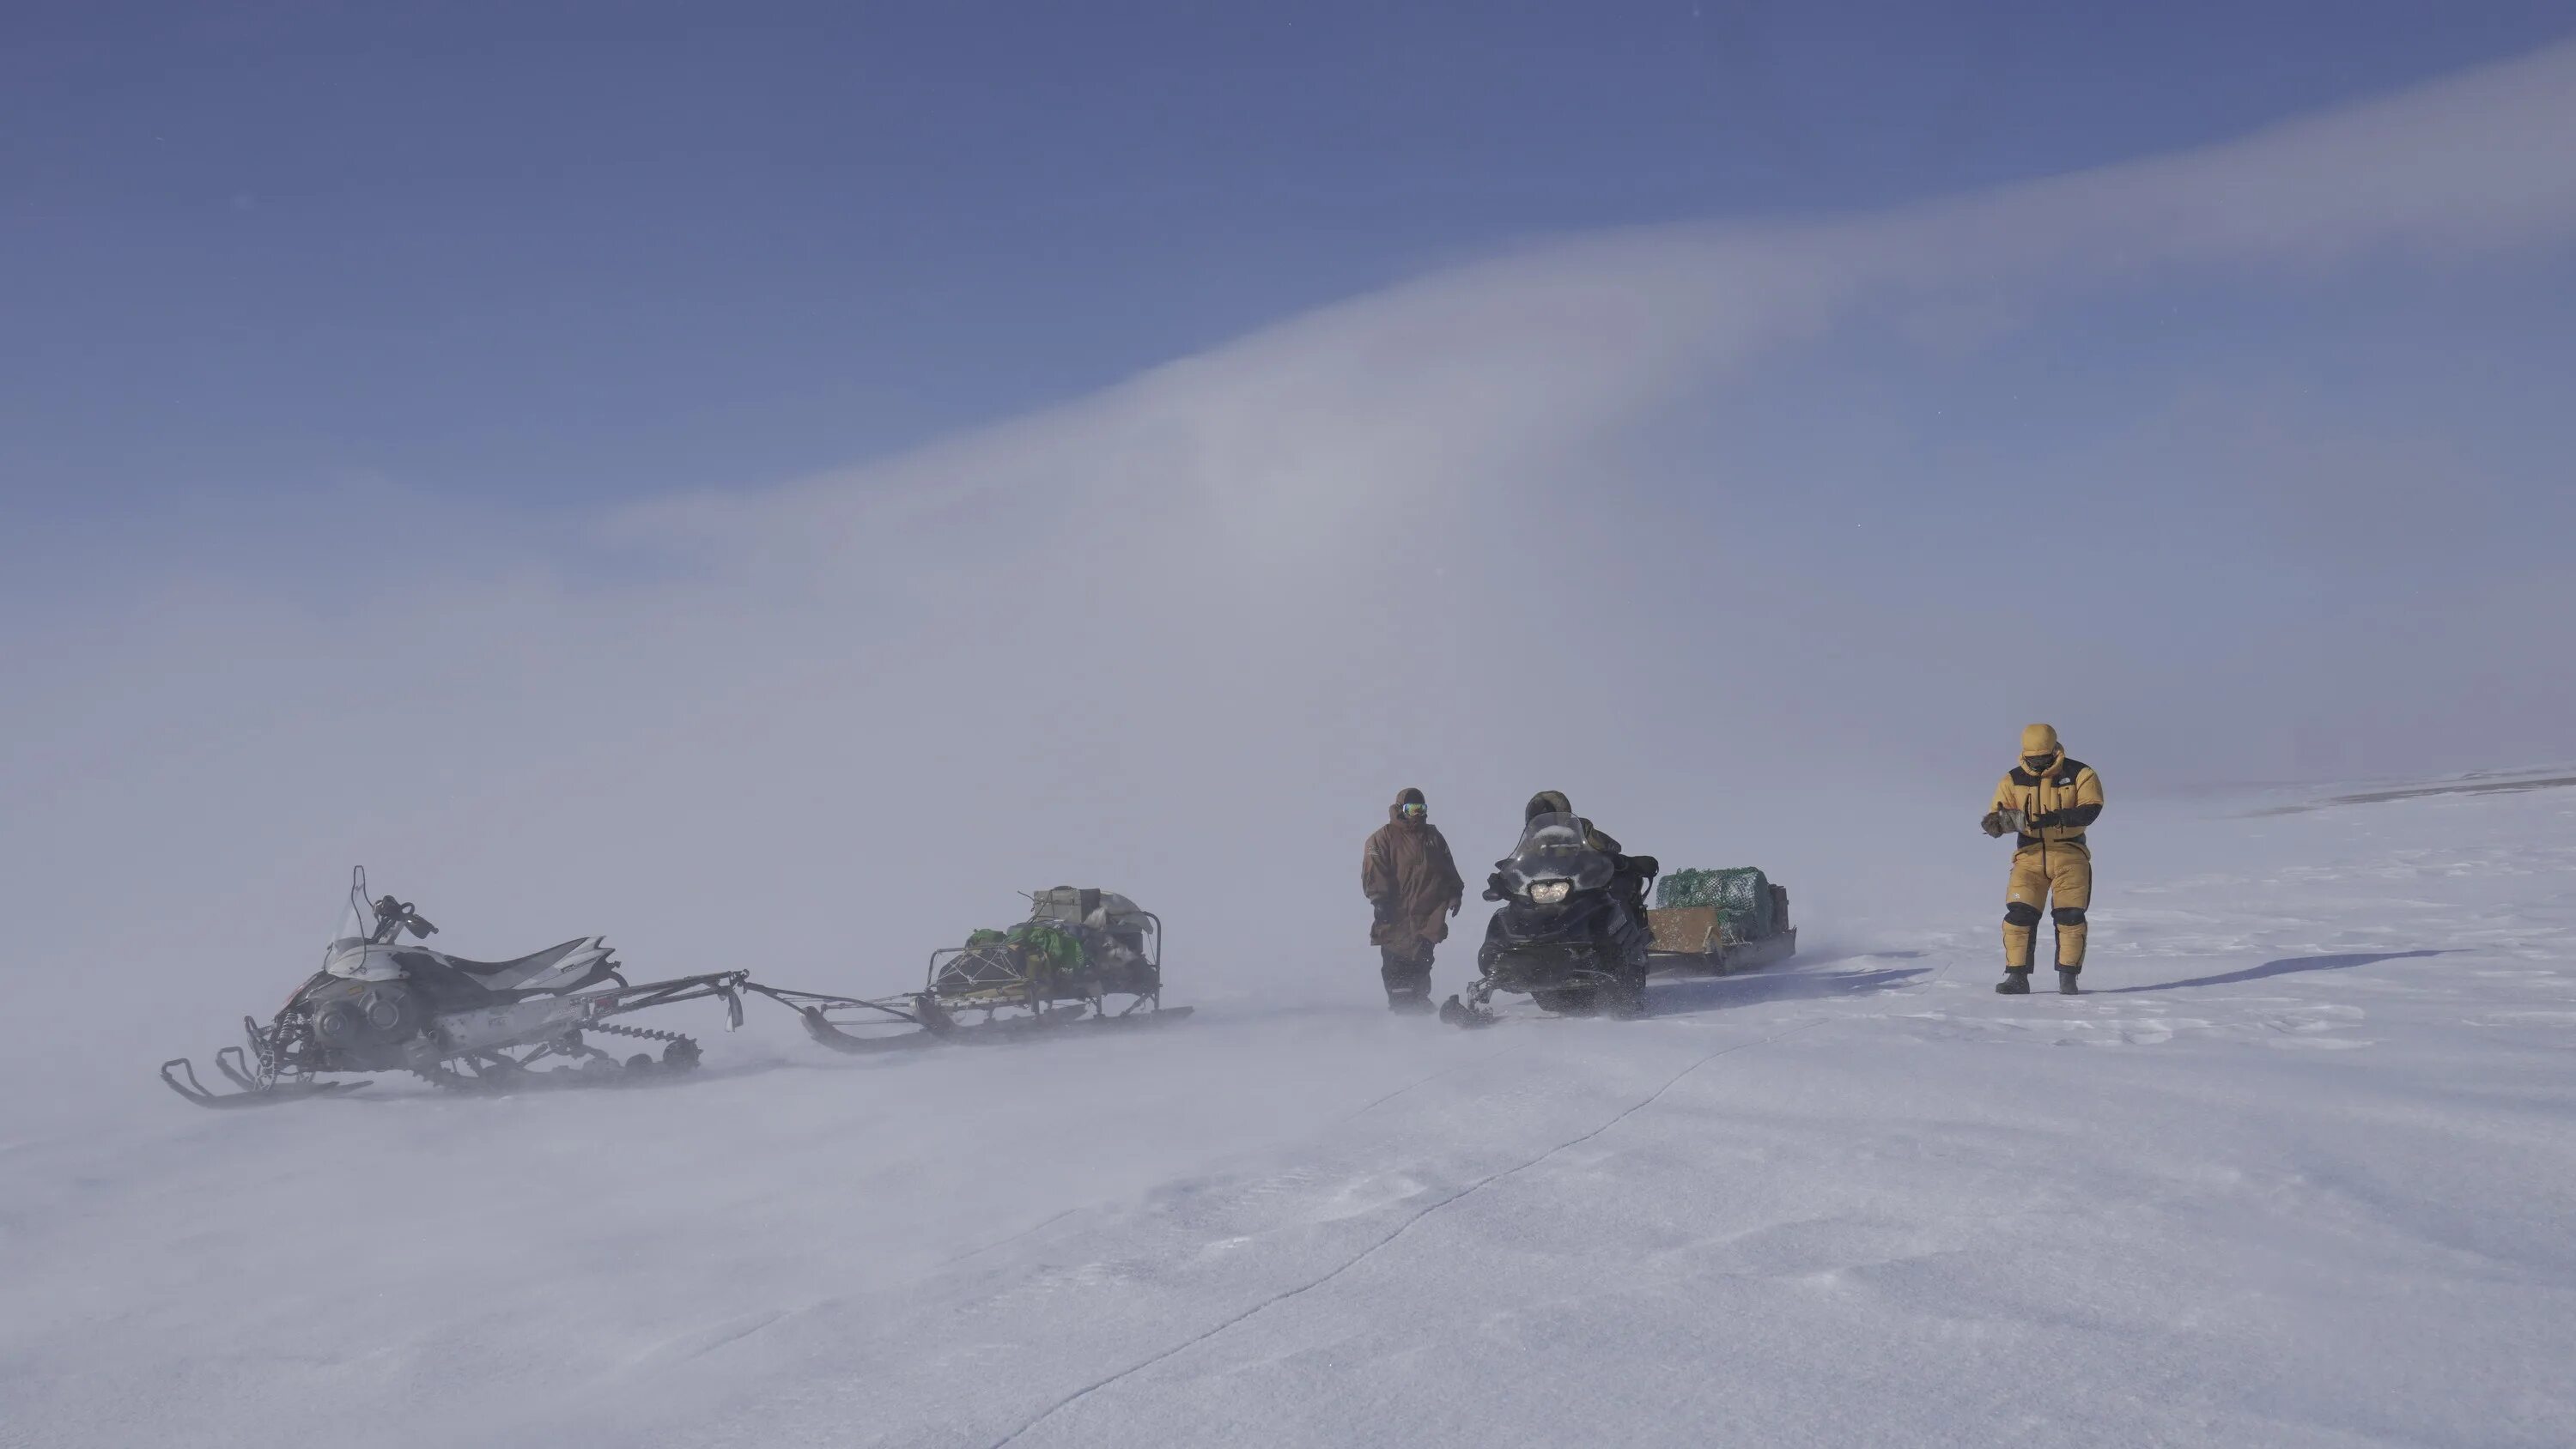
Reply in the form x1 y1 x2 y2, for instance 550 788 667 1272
1380 941 1435 1000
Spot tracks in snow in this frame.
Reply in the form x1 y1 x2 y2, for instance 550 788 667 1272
986 1014 1834 1448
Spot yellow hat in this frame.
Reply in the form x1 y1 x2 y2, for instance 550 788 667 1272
2020 723 2062 757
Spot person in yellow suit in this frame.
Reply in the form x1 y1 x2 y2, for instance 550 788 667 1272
1981 724 2105 995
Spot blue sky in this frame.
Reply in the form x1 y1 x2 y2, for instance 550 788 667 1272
4 6 2576 1003
8 0 2573 519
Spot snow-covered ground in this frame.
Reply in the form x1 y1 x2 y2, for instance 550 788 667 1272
5 784 2573 1447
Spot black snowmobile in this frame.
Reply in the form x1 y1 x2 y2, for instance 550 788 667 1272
1441 811 1657 1026
161 867 746 1106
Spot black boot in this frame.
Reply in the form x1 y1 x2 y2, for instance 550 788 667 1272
1382 951 1435 1013
1995 968 2032 995
2057 968 2081 995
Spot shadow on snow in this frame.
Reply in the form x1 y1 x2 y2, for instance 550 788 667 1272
2105 949 2450 995
1649 962 1931 1016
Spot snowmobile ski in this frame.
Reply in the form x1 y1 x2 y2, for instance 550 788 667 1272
1437 994 1501 1028
161 1052 368 1107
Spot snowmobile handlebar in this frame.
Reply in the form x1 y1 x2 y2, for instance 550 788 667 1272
369 896 439 943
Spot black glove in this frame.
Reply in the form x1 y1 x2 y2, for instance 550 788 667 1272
2030 809 2066 829
1370 899 1393 926
1980 811 2007 838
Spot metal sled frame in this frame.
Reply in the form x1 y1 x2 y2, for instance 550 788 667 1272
162 971 751 1108
738 981 945 1054
929 908 1170 1021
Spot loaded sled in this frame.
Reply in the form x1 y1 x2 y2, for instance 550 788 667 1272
1645 867 1797 974
747 886 1191 1052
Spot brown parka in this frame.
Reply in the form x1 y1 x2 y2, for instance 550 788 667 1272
1362 797 1466 950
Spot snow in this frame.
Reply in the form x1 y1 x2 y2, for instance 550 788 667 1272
4 785 2573 1447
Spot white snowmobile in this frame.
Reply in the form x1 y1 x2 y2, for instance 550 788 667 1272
161 867 746 1106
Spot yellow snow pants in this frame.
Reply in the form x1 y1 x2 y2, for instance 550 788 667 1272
2004 842 2092 970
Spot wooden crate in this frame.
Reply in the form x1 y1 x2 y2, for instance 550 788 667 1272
1647 905 1725 956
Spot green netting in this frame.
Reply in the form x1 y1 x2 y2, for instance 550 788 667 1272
1656 867 1775 938
1005 920 1086 970
957 921 1089 974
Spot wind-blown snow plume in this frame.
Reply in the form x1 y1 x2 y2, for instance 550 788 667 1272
3 40 2574 1123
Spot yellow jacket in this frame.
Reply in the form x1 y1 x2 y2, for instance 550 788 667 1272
1990 753 2105 850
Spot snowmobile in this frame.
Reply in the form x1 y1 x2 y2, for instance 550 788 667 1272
1441 811 1658 1027
161 867 747 1106
744 886 1190 1052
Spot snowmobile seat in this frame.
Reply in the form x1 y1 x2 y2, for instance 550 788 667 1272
418 938 619 994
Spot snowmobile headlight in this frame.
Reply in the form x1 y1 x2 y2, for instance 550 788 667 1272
1528 880 1571 905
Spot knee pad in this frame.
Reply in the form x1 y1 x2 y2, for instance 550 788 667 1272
2051 906 2087 927
2003 903 2043 928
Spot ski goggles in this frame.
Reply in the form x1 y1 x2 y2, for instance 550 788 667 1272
1399 803 1425 817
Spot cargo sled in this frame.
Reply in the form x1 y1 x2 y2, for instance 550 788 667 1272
1644 867 1797 975
748 887 1190 1052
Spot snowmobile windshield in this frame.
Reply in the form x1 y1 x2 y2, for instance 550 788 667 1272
1501 812 1614 894
330 868 376 954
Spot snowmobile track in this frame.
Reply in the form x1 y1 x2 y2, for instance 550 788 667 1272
1333 1040 1526 1124
984 1015 1832 1448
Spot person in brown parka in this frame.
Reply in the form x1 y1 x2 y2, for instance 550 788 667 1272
1362 787 1466 1013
